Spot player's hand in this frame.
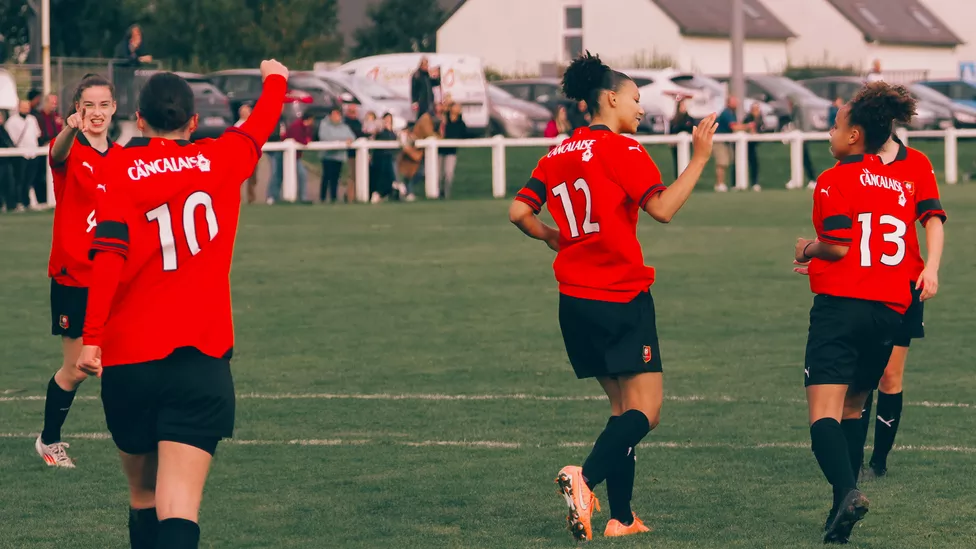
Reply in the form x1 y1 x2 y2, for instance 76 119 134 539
793 259 810 276
76 345 102 378
917 266 939 301
66 107 88 133
691 113 719 161
795 237 817 263
260 59 289 82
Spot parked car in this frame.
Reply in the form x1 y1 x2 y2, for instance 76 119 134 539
799 76 951 130
173 72 234 139
713 74 831 131
208 69 338 125
907 83 976 129
660 71 780 131
493 77 667 134
313 71 412 131
915 80 976 111
486 84 550 138
618 68 701 122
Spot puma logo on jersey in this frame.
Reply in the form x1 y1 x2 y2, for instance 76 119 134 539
82 161 93 173
96 184 106 192
820 188 829 196
629 146 642 151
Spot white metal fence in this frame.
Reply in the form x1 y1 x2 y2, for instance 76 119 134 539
8 128 975 208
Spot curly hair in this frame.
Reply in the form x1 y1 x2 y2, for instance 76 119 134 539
561 51 632 116
848 82 916 154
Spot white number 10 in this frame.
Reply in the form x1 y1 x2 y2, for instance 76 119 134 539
146 191 219 271
552 178 600 238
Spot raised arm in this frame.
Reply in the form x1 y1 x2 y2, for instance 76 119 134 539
643 113 718 223
50 109 87 164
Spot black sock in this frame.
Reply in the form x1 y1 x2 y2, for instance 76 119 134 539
156 518 200 549
603 416 637 525
871 391 903 468
582 409 650 490
859 391 873 448
840 418 866 483
41 376 77 444
129 507 158 549
810 418 856 508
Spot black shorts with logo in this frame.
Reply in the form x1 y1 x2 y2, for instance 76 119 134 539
559 291 663 379
50 279 88 339
893 284 924 347
804 295 903 391
101 347 236 456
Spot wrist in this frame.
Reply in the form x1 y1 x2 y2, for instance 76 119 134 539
802 242 815 260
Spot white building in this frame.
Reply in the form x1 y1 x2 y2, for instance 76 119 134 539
764 0 962 79
437 0 795 76
923 0 976 74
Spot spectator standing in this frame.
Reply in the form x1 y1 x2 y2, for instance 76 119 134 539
439 102 467 199
866 59 884 83
284 112 314 203
410 56 441 119
568 100 590 129
235 104 258 204
785 96 819 190
114 24 153 66
362 111 380 137
33 94 63 206
370 113 398 203
669 98 695 176
741 102 765 191
0 111 15 213
545 104 572 151
827 96 843 128
318 107 355 203
396 114 436 202
265 113 286 204
5 100 41 211
28 89 42 113
342 103 365 203
713 96 743 192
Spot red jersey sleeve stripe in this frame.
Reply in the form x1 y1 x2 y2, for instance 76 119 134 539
515 193 542 213
90 240 129 259
822 215 853 231
818 232 852 246
638 184 666 208
524 177 547 205
916 199 947 224
224 126 261 157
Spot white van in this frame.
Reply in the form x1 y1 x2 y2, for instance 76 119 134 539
338 53 489 136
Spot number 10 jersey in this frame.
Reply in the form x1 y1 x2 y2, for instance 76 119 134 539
515 125 666 303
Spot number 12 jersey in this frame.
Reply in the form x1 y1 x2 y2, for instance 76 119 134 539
515 125 666 303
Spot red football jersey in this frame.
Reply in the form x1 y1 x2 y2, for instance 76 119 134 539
885 141 947 280
83 74 286 367
47 135 115 287
515 125 665 302
808 154 918 313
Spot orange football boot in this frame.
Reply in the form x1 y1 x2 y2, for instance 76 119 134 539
555 465 600 541
604 514 652 537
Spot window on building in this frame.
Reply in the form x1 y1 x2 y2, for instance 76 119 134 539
565 6 582 30
561 4 583 62
564 36 583 61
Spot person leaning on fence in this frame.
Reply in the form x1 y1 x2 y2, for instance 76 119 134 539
342 103 365 203
396 114 437 202
741 102 765 192
235 104 259 204
265 113 286 205
114 24 153 66
5 100 42 211
438 102 467 199
318 107 355 204
370 113 399 204
669 98 695 176
0 111 16 213
284 112 314 203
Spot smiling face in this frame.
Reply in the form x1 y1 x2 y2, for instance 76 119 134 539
605 78 644 135
77 86 116 136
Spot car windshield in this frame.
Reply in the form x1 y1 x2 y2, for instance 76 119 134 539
752 76 820 100
909 84 952 105
188 82 221 96
487 85 513 100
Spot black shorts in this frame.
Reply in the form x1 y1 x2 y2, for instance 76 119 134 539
804 295 903 391
893 284 924 347
50 279 87 339
101 347 236 456
559 291 663 379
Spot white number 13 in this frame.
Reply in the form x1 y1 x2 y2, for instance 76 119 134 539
552 178 600 238
146 191 219 271
857 212 906 267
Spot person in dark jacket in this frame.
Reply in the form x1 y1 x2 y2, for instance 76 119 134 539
410 57 441 119
669 98 695 177
567 100 590 129
741 102 765 191
114 24 152 66
438 102 467 199
370 113 399 203
343 103 365 203
0 111 15 213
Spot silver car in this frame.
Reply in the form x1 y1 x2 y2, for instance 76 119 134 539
314 71 414 131
487 84 552 138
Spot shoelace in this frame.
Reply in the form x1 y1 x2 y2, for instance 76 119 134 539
49 442 72 463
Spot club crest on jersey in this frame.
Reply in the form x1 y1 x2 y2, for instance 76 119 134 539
128 153 212 181
903 181 915 196
59 315 69 329
642 345 652 363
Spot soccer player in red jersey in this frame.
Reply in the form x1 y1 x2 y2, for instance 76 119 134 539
792 83 920 543
75 60 288 549
855 133 946 479
509 52 718 542
36 74 116 468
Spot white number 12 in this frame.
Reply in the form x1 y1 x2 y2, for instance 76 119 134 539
552 178 600 238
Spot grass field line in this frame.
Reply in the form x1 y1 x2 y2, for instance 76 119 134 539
0 391 973 409
3 432 976 454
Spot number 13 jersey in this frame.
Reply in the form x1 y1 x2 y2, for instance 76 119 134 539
809 154 919 314
515 125 666 303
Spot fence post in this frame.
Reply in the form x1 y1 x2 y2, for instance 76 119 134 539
282 140 298 202
944 126 958 185
355 139 371 202
895 126 909 146
790 131 804 188
734 132 749 190
424 139 440 199
491 134 506 198
677 132 691 175
46 162 54 207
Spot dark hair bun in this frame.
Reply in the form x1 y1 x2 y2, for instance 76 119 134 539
562 51 610 102
138 72 195 132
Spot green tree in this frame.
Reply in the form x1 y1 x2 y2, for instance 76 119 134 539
352 0 445 58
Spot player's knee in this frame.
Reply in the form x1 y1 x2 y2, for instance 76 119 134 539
128 485 155 509
879 375 903 394
636 407 660 430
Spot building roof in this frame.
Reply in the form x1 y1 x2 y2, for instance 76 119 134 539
824 0 962 47
651 0 795 40
339 0 464 51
